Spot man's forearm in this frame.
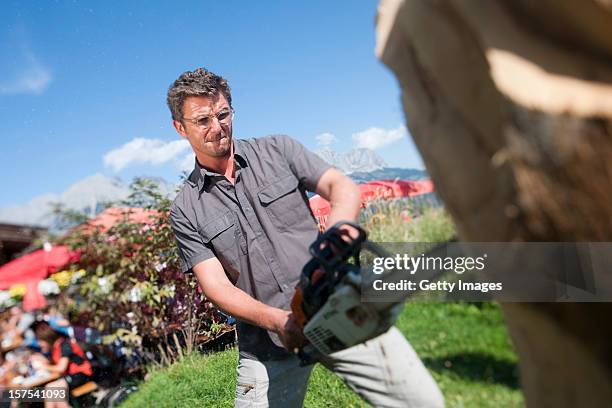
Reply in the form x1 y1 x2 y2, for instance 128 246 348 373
193 259 289 333
204 281 286 332
324 177 361 228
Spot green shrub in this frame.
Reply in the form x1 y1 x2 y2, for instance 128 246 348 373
54 178 231 366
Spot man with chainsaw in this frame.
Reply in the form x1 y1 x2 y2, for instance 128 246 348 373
168 67 444 407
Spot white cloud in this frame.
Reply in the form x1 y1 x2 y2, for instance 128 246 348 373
0 45 52 95
0 193 59 227
179 153 196 173
351 125 407 150
103 138 190 172
316 132 337 147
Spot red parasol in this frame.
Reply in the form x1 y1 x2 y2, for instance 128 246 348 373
309 179 436 230
308 194 332 217
80 206 156 233
0 245 79 311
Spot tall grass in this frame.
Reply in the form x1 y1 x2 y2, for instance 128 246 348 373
362 199 455 243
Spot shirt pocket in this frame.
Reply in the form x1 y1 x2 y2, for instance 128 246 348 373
258 174 307 231
197 211 243 283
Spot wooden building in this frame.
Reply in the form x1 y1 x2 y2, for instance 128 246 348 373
0 223 47 266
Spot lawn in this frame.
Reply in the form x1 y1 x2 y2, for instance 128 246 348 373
121 302 523 407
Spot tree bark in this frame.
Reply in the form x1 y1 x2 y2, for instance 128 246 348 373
375 1 612 406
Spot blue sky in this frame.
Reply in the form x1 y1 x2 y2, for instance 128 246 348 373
0 0 424 209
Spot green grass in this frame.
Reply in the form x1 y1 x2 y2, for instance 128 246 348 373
363 205 456 243
397 303 523 408
121 302 523 408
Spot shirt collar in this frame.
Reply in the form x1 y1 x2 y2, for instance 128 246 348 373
190 140 248 192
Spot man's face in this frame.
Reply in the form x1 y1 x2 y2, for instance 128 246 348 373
173 93 233 159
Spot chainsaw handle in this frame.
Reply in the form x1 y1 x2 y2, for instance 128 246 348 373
308 221 367 266
290 287 308 328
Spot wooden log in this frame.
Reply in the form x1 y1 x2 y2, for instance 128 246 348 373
376 0 612 406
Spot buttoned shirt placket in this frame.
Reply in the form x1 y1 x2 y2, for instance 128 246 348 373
206 159 287 292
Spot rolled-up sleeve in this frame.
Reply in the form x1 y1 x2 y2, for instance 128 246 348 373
275 135 333 191
170 204 214 273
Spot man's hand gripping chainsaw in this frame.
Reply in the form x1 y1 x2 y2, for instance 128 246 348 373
290 221 403 365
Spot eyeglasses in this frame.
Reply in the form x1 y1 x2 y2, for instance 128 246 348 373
182 108 234 129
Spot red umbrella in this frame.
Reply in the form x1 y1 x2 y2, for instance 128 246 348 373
360 180 435 199
308 195 331 232
308 194 331 217
80 206 156 233
23 279 47 311
0 245 79 311
359 183 394 201
0 245 78 290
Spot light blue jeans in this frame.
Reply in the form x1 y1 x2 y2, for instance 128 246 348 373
234 327 445 407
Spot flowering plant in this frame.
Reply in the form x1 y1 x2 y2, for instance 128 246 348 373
53 178 233 363
9 284 26 300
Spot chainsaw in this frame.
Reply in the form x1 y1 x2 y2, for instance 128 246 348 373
290 221 404 365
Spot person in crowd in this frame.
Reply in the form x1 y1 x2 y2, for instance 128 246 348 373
4 307 34 341
33 322 93 408
42 306 73 338
0 352 9 385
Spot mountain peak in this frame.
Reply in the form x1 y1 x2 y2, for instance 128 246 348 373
0 174 178 228
315 147 387 174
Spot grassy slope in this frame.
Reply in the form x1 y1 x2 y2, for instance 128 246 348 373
121 303 523 408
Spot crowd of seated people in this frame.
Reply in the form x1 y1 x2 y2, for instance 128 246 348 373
1 306 93 408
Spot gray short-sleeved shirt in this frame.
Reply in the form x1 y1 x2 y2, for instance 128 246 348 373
170 135 332 360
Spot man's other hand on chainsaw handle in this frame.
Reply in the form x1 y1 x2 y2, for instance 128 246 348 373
315 168 361 232
274 310 307 352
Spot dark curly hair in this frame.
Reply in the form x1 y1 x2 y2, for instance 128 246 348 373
167 67 232 121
